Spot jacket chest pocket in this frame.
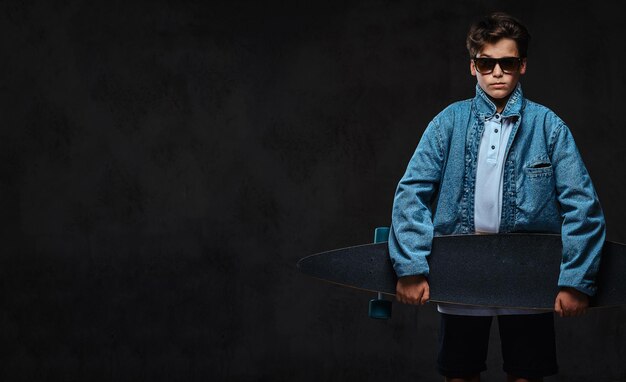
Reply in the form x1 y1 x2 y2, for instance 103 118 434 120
515 156 561 229
520 156 557 217
525 158 553 179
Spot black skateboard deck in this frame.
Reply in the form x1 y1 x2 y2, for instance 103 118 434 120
297 232 626 310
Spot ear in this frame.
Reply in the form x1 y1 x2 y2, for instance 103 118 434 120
470 60 477 76
520 58 527 75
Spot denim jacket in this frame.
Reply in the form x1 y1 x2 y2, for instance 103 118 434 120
388 84 606 296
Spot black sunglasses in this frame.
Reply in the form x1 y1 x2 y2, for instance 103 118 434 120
472 57 523 74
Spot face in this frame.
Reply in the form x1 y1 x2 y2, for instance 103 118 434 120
470 38 527 111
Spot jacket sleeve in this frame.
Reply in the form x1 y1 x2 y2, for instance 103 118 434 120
388 118 446 278
551 123 606 296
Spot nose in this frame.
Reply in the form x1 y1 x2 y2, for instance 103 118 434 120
492 62 504 77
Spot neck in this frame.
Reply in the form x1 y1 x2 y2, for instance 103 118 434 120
492 95 510 113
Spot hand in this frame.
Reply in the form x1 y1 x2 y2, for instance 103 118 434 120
396 275 430 305
554 287 589 317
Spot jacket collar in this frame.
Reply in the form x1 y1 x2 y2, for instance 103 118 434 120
473 83 524 120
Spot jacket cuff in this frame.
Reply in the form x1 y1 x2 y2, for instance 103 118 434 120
392 262 429 279
557 273 597 296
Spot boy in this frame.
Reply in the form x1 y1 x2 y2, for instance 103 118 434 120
388 12 605 382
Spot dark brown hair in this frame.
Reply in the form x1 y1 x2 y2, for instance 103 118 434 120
466 12 531 58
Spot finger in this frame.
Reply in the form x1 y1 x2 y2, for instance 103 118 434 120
396 283 405 303
554 297 561 317
396 294 405 304
415 289 424 305
562 303 570 317
556 298 564 318
403 296 411 305
421 289 430 305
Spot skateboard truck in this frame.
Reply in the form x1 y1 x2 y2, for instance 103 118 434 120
368 226 392 319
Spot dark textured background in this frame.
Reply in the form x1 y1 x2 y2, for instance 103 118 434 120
1 1 625 381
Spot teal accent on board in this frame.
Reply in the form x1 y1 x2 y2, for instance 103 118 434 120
374 227 390 243
368 298 392 319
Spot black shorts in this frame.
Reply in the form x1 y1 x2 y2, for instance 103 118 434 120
437 312 558 379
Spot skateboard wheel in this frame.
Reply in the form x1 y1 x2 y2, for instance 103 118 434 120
373 227 390 243
368 298 392 319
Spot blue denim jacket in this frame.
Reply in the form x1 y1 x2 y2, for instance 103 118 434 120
388 84 606 296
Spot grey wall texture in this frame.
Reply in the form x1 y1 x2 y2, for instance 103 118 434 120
1 0 625 381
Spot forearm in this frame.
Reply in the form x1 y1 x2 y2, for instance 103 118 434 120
388 121 444 277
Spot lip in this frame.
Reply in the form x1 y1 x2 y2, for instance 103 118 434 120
491 83 507 88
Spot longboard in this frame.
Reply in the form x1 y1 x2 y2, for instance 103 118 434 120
297 232 626 310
